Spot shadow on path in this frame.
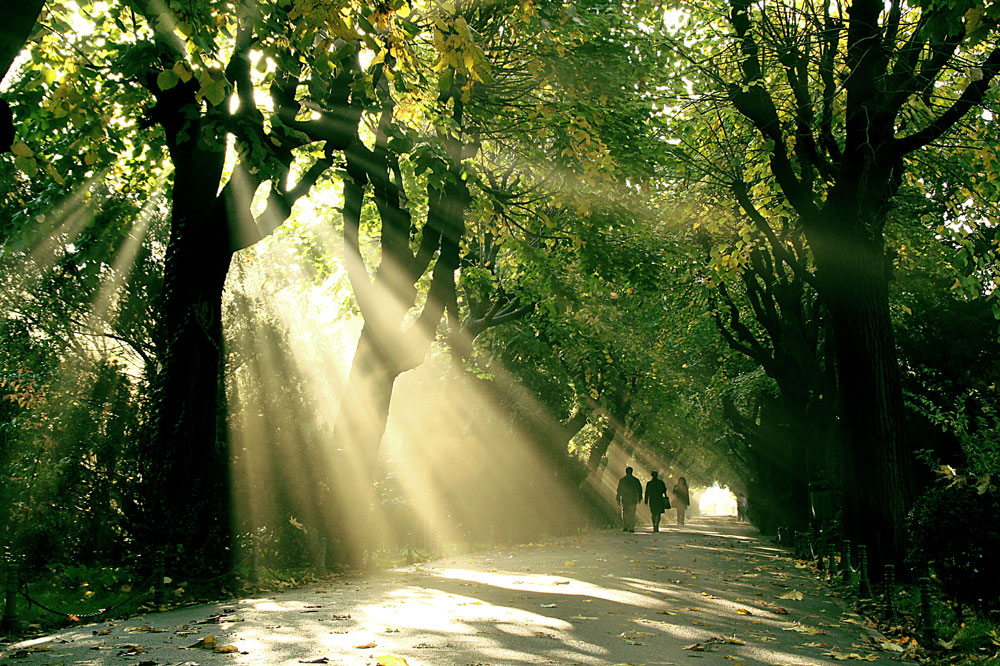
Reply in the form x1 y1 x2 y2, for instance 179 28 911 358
1 517 900 666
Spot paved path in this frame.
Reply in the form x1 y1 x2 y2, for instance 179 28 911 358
1 517 905 666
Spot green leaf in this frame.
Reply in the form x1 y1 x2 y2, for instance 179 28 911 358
157 69 180 91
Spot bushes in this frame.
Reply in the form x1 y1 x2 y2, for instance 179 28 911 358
907 482 1000 612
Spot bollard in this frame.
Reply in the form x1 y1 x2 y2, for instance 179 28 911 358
841 540 853 583
1 561 18 633
857 545 871 597
153 550 166 607
248 535 259 585
316 536 327 577
918 577 935 639
883 564 898 622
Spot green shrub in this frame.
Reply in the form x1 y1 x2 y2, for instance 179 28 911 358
907 483 1000 612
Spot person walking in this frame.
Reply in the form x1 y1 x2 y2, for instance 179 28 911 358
616 466 643 533
644 471 669 532
671 476 690 526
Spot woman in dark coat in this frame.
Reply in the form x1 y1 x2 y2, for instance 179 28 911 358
644 471 668 532
672 476 690 526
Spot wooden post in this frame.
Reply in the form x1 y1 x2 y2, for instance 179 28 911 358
1 561 18 633
857 545 871 598
248 534 259 585
153 550 165 607
316 537 327 576
883 564 898 621
841 540 853 583
918 577 935 639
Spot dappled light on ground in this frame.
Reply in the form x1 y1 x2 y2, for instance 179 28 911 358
3 519 902 666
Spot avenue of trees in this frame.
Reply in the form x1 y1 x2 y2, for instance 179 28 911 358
2 0 998 610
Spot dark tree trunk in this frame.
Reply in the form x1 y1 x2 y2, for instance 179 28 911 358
0 0 45 152
145 134 234 574
806 208 914 570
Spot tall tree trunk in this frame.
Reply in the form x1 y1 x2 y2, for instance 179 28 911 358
807 210 913 570
146 136 234 574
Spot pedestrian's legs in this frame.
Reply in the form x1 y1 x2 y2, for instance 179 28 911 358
624 503 637 532
676 505 684 526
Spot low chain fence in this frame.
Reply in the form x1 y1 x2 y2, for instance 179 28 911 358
777 527 940 643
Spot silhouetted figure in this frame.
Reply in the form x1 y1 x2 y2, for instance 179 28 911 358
616 466 642 533
672 476 690 526
737 493 748 522
644 471 669 532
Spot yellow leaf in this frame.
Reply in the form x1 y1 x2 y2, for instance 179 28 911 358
173 60 193 82
692 620 711 626
778 590 804 600
376 656 410 666
354 642 377 649
683 643 706 651
213 644 240 653
11 141 33 157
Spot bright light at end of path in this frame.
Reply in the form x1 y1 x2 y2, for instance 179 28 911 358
698 484 737 516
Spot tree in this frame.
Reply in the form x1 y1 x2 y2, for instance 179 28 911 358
661 0 1000 567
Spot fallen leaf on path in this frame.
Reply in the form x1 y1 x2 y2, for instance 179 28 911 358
620 631 655 639
736 609 753 615
825 652 878 661
781 624 825 635
778 590 804 600
376 656 410 666
213 645 240 653
94 629 113 635
692 621 711 626
724 638 747 645
683 643 706 651
656 610 677 615
553 580 570 585
804 642 828 648
564 561 576 566
298 659 329 664
354 642 377 649
570 615 598 620
189 636 217 649
701 593 720 599
541 603 557 608
878 641 904 653
649 564 669 569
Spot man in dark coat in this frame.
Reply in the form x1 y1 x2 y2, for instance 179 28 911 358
616 466 643 533
644 470 669 532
